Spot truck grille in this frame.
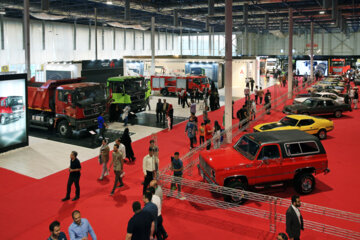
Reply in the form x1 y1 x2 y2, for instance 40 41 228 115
199 155 213 178
131 94 145 102
84 106 104 116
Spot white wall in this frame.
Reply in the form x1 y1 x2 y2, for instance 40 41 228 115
0 17 180 70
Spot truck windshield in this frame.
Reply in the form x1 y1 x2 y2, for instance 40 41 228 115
7 97 23 106
233 136 259 160
331 61 345 67
124 78 146 93
202 77 209 84
279 116 298 126
73 86 106 105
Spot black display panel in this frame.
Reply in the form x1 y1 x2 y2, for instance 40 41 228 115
0 74 28 153
81 59 123 84
46 70 72 80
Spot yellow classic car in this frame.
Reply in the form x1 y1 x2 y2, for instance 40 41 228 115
253 115 334 139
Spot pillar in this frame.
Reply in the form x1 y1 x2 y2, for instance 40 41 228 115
225 0 233 142
310 21 314 81
151 17 155 76
288 8 293 99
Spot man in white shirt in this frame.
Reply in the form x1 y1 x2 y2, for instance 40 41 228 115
150 180 163 203
148 187 168 240
286 195 304 240
115 138 126 161
143 148 159 194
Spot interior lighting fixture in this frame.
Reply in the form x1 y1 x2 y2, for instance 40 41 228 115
106 1 113 5
193 18 196 21
0 8 5 15
319 11 325 14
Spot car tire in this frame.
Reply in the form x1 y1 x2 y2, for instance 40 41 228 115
317 129 327 140
57 120 72 138
294 173 315 194
161 88 168 96
224 180 248 204
334 110 342 118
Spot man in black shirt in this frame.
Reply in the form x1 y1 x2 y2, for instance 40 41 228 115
126 201 154 240
156 99 163 123
62 151 81 201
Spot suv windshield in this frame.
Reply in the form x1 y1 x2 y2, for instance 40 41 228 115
302 99 317 107
234 136 259 160
279 116 298 126
73 86 106 105
124 78 146 92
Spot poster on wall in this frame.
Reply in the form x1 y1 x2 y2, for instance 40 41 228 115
0 74 28 153
296 60 328 76
184 62 218 85
125 61 145 76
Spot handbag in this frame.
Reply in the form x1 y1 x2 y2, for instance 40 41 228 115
98 154 103 164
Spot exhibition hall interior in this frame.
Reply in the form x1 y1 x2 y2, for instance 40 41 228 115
1 0 360 239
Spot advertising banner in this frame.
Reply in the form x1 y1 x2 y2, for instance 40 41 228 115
296 60 328 76
185 62 218 84
0 74 28 153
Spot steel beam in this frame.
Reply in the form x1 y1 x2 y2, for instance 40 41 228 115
24 0 30 80
0 16 4 50
95 8 98 60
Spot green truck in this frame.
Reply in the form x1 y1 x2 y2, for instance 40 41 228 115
107 76 149 121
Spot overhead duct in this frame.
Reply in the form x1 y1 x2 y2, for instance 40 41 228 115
208 0 214 16
30 12 66 20
107 22 148 30
124 0 130 20
41 0 49 11
174 9 178 27
243 3 248 25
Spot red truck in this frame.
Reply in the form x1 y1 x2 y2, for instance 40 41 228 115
198 130 330 204
329 59 350 74
150 75 210 96
0 96 25 125
28 78 107 137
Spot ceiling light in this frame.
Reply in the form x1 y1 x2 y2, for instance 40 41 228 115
192 18 197 21
319 11 325 14
0 8 5 15
106 1 113 5
331 22 335 24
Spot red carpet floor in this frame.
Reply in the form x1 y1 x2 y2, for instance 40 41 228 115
1 82 359 240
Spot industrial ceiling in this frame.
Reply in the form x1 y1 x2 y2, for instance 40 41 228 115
0 0 359 34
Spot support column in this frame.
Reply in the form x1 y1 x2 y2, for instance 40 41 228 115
24 0 30 79
209 27 212 56
225 0 233 142
151 17 155 76
113 27 116 50
165 29 168 51
180 21 183 56
321 29 324 55
73 20 77 50
244 25 248 56
0 16 4 50
310 21 314 81
88 22 91 50
133 30 136 51
196 34 199 55
288 8 293 99
188 30 191 54
42 20 45 50
94 8 98 60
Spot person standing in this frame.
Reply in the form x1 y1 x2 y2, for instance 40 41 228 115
48 221 67 240
244 86 250 101
170 152 185 200
93 112 107 145
282 74 287 87
143 148 159 194
150 180 163 204
68 210 97 240
98 139 110 180
286 195 304 240
258 87 264 105
162 99 169 125
122 105 131 127
185 116 198 150
265 90 271 115
156 99 163 123
198 122 205 145
251 99 257 120
204 120 213 150
109 144 124 195
167 104 174 130
190 99 196 115
62 151 81 201
121 128 136 162
250 78 255 92
254 86 259 105
126 201 155 240
213 121 222 149
115 138 126 161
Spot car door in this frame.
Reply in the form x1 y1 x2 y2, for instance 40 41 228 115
315 100 327 115
297 119 316 134
253 144 283 184
324 100 336 114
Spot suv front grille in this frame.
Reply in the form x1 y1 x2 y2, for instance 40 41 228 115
199 155 213 179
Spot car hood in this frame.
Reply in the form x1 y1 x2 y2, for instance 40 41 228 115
255 121 294 131
200 147 253 170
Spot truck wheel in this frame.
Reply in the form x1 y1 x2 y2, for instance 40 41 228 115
334 110 342 118
161 88 168 96
294 173 315 194
57 120 72 137
0 115 6 125
224 181 248 204
317 129 327 140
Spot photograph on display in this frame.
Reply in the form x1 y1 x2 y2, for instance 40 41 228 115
0 75 28 152
296 60 328 76
185 62 218 86
125 61 145 76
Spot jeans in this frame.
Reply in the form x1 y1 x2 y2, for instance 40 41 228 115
124 116 128 126
100 162 108 179
66 175 80 198
189 136 196 148
111 170 124 193
171 174 182 193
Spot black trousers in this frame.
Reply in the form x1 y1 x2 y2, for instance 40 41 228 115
255 95 258 104
143 171 154 193
156 215 167 240
260 97 263 104
66 175 80 198
156 111 162 123
189 137 195 148
162 112 166 123
111 171 124 193
199 136 205 145
206 140 211 150
170 117 173 129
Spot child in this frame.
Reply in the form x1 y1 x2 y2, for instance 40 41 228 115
199 122 205 145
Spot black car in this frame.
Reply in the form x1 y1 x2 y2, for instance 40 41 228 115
283 97 352 118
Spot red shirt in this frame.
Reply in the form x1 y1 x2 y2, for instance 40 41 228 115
205 124 213 140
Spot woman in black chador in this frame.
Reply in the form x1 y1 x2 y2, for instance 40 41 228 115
121 128 136 162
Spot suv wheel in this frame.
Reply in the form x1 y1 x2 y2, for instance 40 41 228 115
317 129 327 140
334 110 342 118
161 88 168 96
295 173 315 194
57 120 72 138
224 181 248 204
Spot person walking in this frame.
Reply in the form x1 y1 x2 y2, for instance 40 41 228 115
250 78 255 92
122 105 131 127
185 116 198 150
258 87 264 105
251 99 257 120
286 195 304 240
98 139 110 180
148 187 168 240
167 104 174 130
204 120 213 150
170 152 185 200
156 99 163 123
48 221 67 240
213 120 222 149
93 112 107 146
265 90 271 115
190 99 196 115
68 210 97 240
62 151 81 202
244 86 250 101
126 201 155 240
142 191 159 238
162 99 169 125
254 86 259 104
115 138 126 161
121 128 136 162
109 144 124 195
143 148 159 194
150 180 163 204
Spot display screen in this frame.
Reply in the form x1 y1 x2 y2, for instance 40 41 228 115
296 60 328 76
0 74 28 153
185 62 218 84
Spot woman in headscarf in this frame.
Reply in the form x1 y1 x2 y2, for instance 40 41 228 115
99 139 110 180
121 127 136 162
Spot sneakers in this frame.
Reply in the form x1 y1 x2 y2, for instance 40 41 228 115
104 170 109 176
61 197 70 202
110 191 114 196
116 183 124 188
171 186 177 191
72 196 79 201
